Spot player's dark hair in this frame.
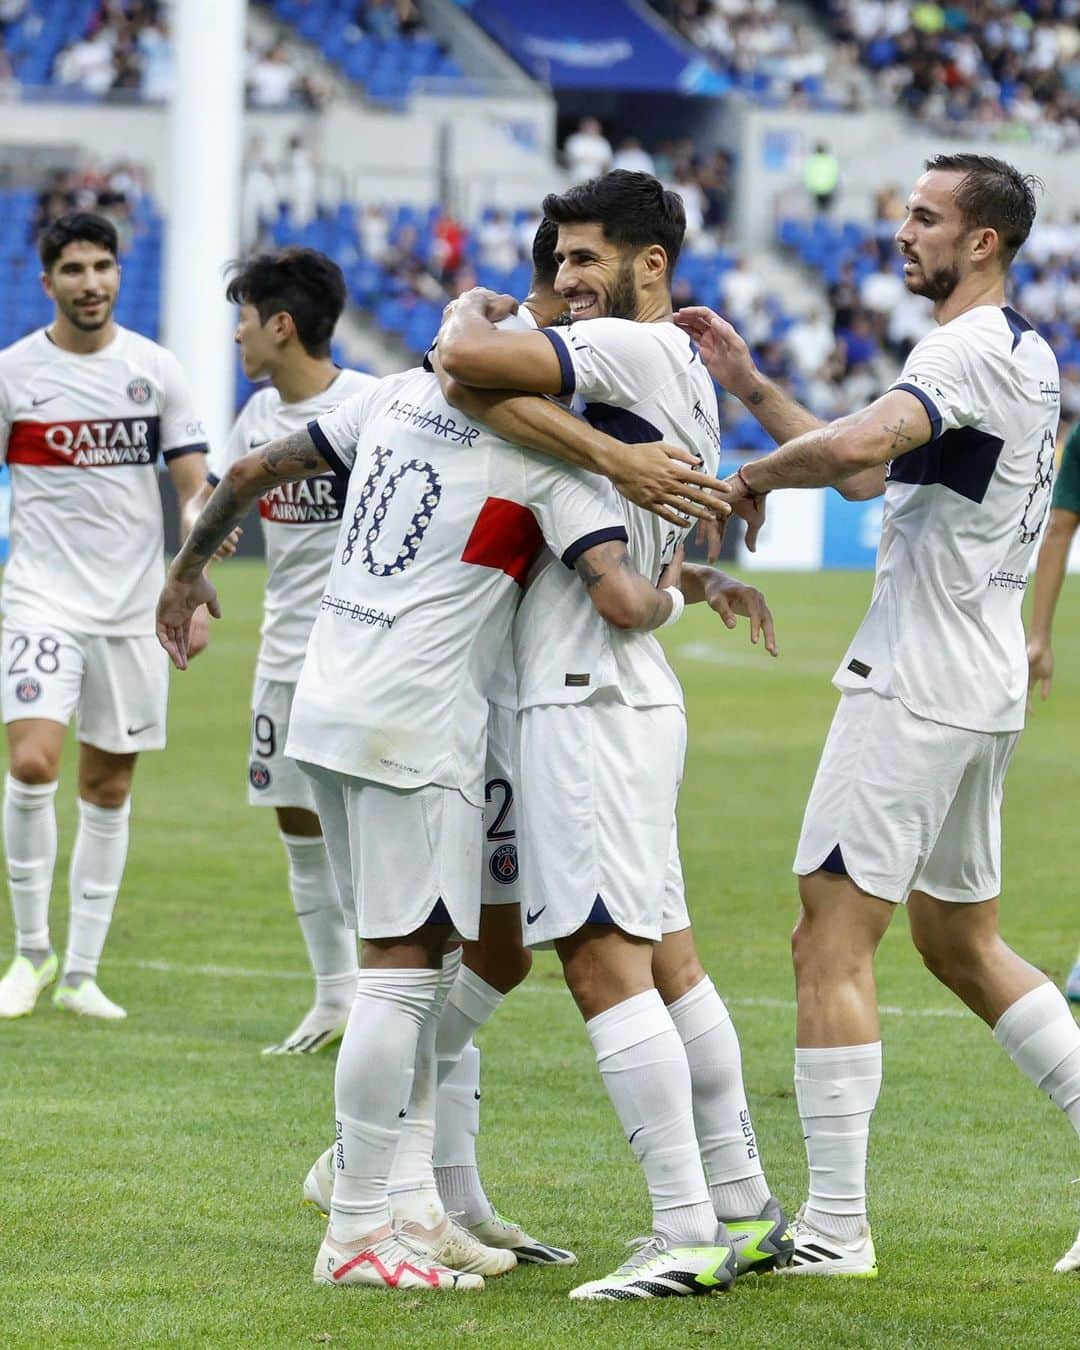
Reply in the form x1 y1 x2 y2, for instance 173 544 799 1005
530 217 559 291
542 170 686 283
38 212 118 270
924 153 1041 266
224 247 346 357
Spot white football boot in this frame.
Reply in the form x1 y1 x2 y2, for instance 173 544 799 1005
303 1146 335 1214
569 1234 736 1300
775 1206 878 1277
0 952 58 1018
302 1148 514 1276
53 978 126 1020
1055 1228 1080 1274
314 1229 483 1292
262 1003 348 1056
468 1212 578 1266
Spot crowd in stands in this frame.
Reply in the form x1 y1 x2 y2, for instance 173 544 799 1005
827 0 1080 146
649 0 864 108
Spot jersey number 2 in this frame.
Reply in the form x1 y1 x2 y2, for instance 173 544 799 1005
341 446 443 577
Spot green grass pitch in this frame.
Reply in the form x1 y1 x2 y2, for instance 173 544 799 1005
1 563 1077 1348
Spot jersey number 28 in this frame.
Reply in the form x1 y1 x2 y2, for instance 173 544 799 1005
341 446 443 577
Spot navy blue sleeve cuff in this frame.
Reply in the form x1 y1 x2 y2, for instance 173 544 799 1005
162 442 209 463
561 525 629 569
541 327 576 399
308 419 350 477
206 471 220 487
891 382 942 443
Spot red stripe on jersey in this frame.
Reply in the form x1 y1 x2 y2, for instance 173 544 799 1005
460 496 543 586
7 417 161 468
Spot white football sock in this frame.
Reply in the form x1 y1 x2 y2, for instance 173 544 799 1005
4 774 58 956
65 797 130 980
587 988 715 1246
435 961 504 1083
388 951 460 1231
280 832 357 1008
668 976 771 1220
330 966 441 1243
434 1041 494 1226
795 1041 882 1243
993 981 1080 1137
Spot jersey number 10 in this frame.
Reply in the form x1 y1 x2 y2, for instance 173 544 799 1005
341 446 443 577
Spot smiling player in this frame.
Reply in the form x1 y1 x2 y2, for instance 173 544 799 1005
0 212 210 1021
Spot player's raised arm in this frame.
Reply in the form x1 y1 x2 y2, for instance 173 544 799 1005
722 387 933 504
437 288 568 394
156 428 329 668
433 351 727 528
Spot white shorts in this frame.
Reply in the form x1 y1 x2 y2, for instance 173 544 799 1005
0 623 168 753
247 677 317 810
482 703 522 907
794 690 1020 904
300 763 483 941
517 695 689 948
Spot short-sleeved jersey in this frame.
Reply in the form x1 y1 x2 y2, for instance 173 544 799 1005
1051 421 1080 516
0 326 207 636
834 305 1060 732
207 368 377 681
286 365 627 804
513 318 721 711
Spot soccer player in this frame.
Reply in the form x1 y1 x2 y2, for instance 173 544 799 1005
1025 420 1080 1010
201 248 375 1055
678 153 1080 1277
157 313 727 1293
0 212 210 1021
437 171 790 1299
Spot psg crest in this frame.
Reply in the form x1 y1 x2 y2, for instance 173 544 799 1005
488 842 518 885
126 378 152 405
249 762 272 791
14 677 41 703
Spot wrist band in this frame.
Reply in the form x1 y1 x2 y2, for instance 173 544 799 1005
661 586 685 627
736 464 762 500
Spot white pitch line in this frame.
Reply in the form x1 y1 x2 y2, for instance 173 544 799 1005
105 957 969 1020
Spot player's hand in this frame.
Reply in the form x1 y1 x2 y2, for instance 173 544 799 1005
156 572 221 671
703 574 778 656
1026 638 1053 708
695 513 726 564
444 287 519 324
715 471 768 552
608 441 731 529
214 526 243 561
187 604 212 661
672 306 758 400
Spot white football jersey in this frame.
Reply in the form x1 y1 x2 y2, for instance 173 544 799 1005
0 326 207 636
513 318 721 711
835 304 1060 732
286 365 627 804
208 368 377 681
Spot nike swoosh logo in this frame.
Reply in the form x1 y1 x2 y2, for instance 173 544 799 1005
627 1126 644 1146
249 438 270 449
525 905 546 924
9 874 32 884
398 1107 408 1118
31 393 61 407
126 722 156 736
473 1090 481 1101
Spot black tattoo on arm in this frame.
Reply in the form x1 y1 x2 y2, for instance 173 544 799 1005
884 418 915 454
575 545 636 589
747 390 765 406
172 429 325 581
